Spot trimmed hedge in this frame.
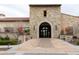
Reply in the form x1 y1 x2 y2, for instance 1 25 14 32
75 40 79 45
0 39 17 45
76 42 79 45
0 36 18 45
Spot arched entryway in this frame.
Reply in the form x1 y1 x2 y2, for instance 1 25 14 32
39 22 51 38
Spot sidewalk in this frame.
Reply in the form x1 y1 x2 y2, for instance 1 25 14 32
0 45 16 49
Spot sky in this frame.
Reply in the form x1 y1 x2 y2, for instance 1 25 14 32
0 0 79 17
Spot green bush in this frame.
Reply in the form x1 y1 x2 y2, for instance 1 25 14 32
0 36 10 40
4 36 10 40
24 29 30 32
0 36 18 45
24 29 30 35
76 41 79 45
0 36 4 40
0 40 9 45
9 39 17 45
0 39 17 45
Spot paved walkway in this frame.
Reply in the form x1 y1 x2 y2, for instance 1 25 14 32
0 38 79 55
37 39 53 48
15 38 77 52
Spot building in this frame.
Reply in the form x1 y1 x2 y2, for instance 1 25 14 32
0 4 79 41
29 4 79 39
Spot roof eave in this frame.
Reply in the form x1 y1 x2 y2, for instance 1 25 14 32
29 4 61 7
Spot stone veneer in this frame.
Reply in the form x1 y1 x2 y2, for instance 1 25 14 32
0 4 79 40
61 13 79 38
30 4 62 39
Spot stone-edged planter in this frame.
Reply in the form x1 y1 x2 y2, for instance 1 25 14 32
60 35 73 42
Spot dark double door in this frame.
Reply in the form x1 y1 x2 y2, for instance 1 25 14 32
39 22 51 38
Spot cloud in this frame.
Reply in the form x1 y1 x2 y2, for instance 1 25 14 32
0 0 28 4
0 0 79 17
61 4 79 16
0 0 60 4
0 4 29 17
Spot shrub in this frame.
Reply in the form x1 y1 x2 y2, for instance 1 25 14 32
0 36 4 40
4 36 10 40
0 39 18 45
76 41 79 45
65 26 73 35
0 36 18 45
9 39 17 45
76 42 79 45
0 40 9 45
0 36 10 40
24 29 30 32
24 29 30 35
73 36 77 39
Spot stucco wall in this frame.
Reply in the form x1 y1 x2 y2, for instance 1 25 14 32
61 13 79 27
61 13 79 37
0 22 29 32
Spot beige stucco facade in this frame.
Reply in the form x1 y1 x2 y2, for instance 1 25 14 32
0 18 29 32
0 22 29 32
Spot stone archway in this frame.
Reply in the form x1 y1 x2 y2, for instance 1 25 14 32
39 22 51 38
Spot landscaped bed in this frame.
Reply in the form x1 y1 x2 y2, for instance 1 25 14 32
69 39 79 45
0 36 18 45
60 35 79 45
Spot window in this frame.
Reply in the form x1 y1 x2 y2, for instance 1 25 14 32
55 25 57 30
4 27 14 33
44 10 47 17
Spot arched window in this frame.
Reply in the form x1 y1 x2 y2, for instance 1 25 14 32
39 22 51 38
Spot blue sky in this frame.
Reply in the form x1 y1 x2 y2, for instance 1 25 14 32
0 0 79 17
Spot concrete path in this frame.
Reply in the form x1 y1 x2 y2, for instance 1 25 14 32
0 38 79 55
38 38 53 48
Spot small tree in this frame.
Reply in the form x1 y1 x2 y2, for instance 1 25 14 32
65 26 73 35
61 29 64 35
24 27 30 35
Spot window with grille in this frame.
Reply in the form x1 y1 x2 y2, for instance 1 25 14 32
4 27 14 33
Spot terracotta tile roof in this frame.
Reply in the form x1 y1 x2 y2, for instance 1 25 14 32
0 17 29 22
29 4 61 7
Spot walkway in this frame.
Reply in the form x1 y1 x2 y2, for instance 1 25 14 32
0 38 79 55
